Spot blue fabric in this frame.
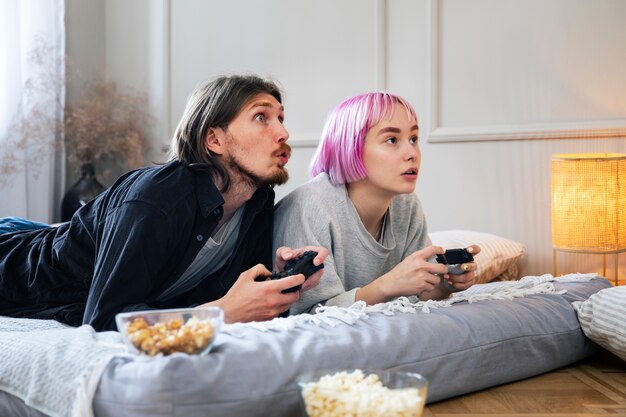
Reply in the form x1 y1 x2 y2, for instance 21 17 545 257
0 217 48 235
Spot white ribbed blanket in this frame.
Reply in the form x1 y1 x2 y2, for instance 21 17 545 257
222 273 599 335
0 319 128 417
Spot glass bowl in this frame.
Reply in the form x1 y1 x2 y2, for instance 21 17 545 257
297 369 428 417
115 307 223 356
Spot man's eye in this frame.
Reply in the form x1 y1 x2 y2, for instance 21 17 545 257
409 135 418 144
255 114 266 122
385 137 397 144
278 116 284 124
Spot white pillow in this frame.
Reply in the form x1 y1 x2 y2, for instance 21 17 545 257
428 230 526 284
574 286 626 361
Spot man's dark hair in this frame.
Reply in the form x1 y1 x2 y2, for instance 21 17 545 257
168 74 283 191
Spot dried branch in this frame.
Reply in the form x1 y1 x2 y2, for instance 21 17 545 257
0 39 153 189
64 78 153 171
0 38 64 187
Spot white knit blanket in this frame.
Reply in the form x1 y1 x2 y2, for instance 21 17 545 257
0 273 597 417
222 273 599 335
0 318 128 417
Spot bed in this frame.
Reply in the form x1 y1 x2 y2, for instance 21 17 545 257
0 231 621 417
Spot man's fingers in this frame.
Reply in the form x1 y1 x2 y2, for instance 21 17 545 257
268 273 305 292
246 264 272 281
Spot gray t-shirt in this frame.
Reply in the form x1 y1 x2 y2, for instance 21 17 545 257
156 206 244 303
274 173 430 314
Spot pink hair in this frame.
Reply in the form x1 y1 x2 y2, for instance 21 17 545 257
309 92 417 184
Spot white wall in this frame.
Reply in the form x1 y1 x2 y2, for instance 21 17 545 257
65 0 626 280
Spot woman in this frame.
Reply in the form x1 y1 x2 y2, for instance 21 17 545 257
274 92 479 314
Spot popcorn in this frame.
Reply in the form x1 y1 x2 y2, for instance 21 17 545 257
125 316 215 356
300 370 425 417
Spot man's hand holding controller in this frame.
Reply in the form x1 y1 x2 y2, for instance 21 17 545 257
215 247 328 324
271 250 325 293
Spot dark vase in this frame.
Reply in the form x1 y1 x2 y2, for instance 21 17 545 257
61 163 106 221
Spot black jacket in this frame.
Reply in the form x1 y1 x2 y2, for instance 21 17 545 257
0 160 274 331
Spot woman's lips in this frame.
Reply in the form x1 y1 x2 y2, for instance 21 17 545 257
402 169 418 180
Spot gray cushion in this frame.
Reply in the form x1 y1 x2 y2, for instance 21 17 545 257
91 278 610 417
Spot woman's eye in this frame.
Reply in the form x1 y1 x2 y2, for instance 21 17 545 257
255 114 266 122
409 135 418 144
385 137 397 144
278 116 284 124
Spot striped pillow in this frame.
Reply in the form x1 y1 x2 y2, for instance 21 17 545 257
575 286 626 361
429 230 526 284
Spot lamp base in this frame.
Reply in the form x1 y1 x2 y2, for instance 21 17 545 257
553 249 622 286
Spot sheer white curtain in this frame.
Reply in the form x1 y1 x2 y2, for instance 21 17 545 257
0 0 65 222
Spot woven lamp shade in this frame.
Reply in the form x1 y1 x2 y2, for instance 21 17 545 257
551 153 626 254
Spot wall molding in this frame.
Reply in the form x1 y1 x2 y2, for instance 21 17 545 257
289 134 321 148
162 0 387 149
375 0 387 91
289 0 387 147
426 0 626 143
426 0 440 143
431 121 626 142
159 0 171 147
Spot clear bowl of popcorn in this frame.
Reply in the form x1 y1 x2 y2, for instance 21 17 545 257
115 307 223 356
297 369 428 417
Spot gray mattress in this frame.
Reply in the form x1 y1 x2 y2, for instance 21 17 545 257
0 278 611 417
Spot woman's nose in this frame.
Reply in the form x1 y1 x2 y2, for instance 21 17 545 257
406 144 417 161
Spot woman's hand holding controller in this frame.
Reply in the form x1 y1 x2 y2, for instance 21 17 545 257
439 244 481 292
356 245 449 304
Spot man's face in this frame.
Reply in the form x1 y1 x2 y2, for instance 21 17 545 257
212 93 291 188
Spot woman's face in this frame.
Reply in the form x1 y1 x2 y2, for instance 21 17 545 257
360 103 420 197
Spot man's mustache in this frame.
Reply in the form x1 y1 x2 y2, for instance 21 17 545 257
274 144 292 159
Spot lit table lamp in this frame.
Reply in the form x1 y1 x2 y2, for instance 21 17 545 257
551 153 626 285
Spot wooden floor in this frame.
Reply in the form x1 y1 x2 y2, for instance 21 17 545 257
424 351 626 417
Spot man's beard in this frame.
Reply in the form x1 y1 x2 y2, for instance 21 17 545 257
225 152 289 189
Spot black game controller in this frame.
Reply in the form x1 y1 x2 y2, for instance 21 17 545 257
271 250 324 293
436 248 474 275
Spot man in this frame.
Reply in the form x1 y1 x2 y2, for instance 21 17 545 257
0 75 327 331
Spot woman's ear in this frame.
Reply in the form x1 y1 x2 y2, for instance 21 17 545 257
205 127 225 155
